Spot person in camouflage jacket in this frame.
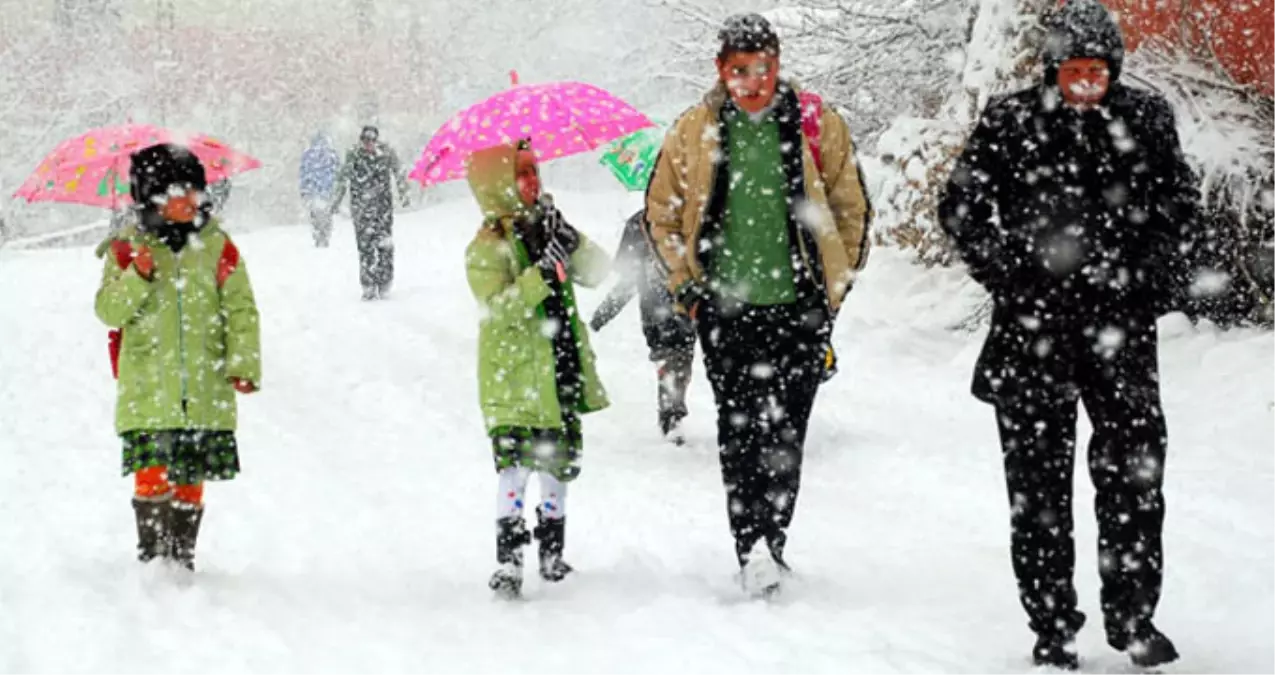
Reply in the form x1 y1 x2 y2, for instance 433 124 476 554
330 125 411 300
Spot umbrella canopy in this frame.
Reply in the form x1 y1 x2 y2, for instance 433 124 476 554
14 124 262 208
598 121 665 192
410 74 653 188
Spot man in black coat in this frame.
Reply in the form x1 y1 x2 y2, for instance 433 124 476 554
330 125 411 300
939 0 1199 669
589 210 696 443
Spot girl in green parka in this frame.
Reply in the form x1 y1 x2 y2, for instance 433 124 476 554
464 140 610 598
95 144 262 572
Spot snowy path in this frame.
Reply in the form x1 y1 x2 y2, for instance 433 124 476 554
1 192 1271 673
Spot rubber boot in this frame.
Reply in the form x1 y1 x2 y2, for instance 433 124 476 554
131 495 172 563
169 502 204 571
534 506 573 582
489 517 530 598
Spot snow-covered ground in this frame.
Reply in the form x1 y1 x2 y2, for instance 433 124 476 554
1 191 1271 673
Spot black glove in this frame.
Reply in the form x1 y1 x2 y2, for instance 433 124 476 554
537 236 571 274
588 313 605 332
540 200 581 255
674 280 711 319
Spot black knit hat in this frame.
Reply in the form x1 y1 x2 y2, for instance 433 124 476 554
717 13 780 59
1043 0 1126 82
360 125 379 142
128 143 207 209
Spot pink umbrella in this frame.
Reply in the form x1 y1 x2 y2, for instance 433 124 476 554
13 124 263 208
410 72 654 188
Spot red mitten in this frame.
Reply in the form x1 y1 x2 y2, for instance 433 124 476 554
229 377 257 394
133 246 155 280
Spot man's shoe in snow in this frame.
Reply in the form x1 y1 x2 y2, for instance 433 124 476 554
1107 620 1179 668
132 496 171 563
534 507 573 582
740 541 781 598
361 288 377 301
768 533 792 575
1032 631 1080 670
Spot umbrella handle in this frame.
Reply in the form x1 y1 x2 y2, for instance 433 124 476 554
510 70 519 86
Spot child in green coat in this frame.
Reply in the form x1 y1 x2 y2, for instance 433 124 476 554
95 143 262 571
463 140 610 598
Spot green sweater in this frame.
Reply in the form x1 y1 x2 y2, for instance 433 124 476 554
712 109 797 306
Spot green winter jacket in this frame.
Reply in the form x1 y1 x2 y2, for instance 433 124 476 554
464 145 610 433
95 219 262 434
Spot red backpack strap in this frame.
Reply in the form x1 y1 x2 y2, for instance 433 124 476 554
110 240 134 270
799 91 824 174
216 238 240 289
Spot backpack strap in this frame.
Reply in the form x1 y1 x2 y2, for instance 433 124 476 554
110 240 134 270
799 91 824 174
216 238 240 289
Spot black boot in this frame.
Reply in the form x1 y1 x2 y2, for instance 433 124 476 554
131 496 171 563
1107 620 1179 667
657 407 687 444
1032 612 1085 670
534 507 573 582
767 531 791 575
489 517 530 598
169 503 204 571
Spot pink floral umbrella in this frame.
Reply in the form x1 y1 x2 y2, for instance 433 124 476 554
13 124 263 209
410 72 654 188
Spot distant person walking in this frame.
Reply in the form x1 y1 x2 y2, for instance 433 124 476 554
300 132 340 247
330 126 411 300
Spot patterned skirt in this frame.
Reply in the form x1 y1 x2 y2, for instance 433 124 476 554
121 429 240 485
490 411 582 482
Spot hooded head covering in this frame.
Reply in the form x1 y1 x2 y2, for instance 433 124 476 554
128 143 210 250
1042 0 1126 84
465 142 536 224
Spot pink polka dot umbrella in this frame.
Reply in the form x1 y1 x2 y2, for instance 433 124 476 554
13 124 262 209
410 72 654 188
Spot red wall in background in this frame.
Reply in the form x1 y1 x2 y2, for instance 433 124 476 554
1097 0 1274 96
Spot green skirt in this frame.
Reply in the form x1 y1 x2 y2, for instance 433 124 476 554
490 411 582 482
121 429 240 485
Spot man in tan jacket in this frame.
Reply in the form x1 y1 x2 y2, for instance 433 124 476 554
645 13 870 597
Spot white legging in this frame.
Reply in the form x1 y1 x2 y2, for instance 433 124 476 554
496 467 567 521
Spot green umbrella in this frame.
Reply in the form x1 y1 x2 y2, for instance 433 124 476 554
598 122 665 192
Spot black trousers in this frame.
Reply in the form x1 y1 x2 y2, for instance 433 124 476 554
353 204 394 292
698 302 825 566
994 318 1168 637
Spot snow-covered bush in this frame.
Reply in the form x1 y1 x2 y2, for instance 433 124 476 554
1121 48 1274 324
869 0 1052 266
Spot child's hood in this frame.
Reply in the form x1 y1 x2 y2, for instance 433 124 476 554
465 144 530 222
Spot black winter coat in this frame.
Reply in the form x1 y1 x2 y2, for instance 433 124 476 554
939 82 1199 404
